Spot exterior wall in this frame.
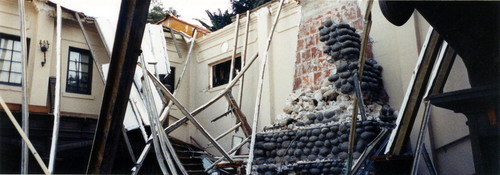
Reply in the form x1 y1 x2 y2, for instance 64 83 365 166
369 3 475 174
181 1 300 155
0 1 110 118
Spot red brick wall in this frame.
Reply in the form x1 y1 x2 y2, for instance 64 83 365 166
293 2 373 90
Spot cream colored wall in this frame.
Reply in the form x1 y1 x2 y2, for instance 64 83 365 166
180 1 300 155
0 1 110 117
369 2 475 174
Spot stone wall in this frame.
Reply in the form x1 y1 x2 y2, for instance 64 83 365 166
293 1 373 91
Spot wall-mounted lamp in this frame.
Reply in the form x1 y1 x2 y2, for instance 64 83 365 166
40 40 49 66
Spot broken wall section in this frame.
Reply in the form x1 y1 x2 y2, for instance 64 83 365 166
294 0 373 91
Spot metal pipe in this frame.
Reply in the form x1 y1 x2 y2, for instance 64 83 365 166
246 0 285 174
17 0 29 173
215 123 242 141
75 12 106 84
48 4 62 173
237 10 251 106
0 96 49 175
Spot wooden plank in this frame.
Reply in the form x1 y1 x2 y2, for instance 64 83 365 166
87 0 152 173
224 92 251 136
246 0 285 174
386 28 443 155
0 96 49 175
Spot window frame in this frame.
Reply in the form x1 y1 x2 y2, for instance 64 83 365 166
209 56 241 89
65 47 93 95
0 33 30 86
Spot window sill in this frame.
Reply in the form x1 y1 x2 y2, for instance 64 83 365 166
208 82 240 92
0 84 21 92
63 92 94 100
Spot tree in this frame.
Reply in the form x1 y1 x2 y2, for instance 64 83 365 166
231 0 271 15
199 0 272 32
147 4 180 23
197 9 232 32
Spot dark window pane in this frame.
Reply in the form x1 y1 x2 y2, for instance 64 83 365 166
66 47 92 94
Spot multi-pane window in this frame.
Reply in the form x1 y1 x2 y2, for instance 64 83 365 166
66 47 92 94
0 34 24 85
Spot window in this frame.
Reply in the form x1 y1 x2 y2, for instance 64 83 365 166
211 56 241 88
159 66 175 93
66 47 92 94
0 33 25 85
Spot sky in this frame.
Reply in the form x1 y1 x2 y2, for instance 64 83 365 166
50 0 232 25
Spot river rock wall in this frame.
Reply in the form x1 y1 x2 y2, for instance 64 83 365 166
250 22 397 175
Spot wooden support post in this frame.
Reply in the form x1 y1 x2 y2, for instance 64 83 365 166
224 92 252 136
228 14 240 82
0 96 49 175
75 12 106 84
17 0 30 173
347 1 373 173
87 0 152 173
140 55 176 175
211 109 234 123
246 0 285 174
237 10 251 106
386 28 443 155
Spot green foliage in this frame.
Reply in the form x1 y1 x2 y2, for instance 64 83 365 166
199 9 233 32
200 0 271 32
147 4 180 23
231 0 271 14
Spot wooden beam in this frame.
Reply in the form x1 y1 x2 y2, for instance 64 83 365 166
87 0 151 173
224 92 252 136
386 28 443 155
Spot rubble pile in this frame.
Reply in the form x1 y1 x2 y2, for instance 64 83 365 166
251 22 397 174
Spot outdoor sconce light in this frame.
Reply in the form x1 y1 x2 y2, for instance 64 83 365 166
40 40 49 67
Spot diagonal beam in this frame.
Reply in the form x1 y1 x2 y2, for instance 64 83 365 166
87 0 151 173
224 92 251 136
148 71 234 163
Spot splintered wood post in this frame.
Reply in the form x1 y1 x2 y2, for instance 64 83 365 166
246 0 285 174
175 29 197 90
224 92 252 136
238 10 251 106
17 0 30 173
348 1 373 173
0 96 49 175
148 71 234 163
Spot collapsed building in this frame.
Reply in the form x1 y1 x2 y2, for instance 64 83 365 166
0 0 498 174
